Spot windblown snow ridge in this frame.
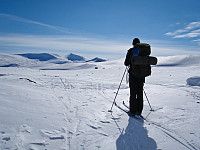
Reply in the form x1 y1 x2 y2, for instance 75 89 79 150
157 55 200 66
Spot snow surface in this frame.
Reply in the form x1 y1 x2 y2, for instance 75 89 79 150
0 54 200 150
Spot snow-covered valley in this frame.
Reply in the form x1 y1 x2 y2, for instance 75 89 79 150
0 53 200 150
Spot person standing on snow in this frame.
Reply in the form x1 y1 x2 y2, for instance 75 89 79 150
124 38 145 116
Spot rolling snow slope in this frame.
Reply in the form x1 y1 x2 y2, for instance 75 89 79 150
157 55 200 66
0 53 107 70
0 54 200 150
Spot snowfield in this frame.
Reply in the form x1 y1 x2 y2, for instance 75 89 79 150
0 53 200 150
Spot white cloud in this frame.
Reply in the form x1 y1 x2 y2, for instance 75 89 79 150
165 21 200 39
0 13 71 34
174 29 200 38
185 22 200 30
0 13 199 58
165 29 188 36
0 13 131 59
0 34 199 59
193 39 200 45
193 39 200 42
0 34 130 55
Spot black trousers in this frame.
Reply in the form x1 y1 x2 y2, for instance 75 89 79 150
129 74 145 115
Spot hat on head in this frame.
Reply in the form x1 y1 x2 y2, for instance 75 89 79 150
132 38 140 46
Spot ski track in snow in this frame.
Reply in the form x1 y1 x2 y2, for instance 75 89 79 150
0 55 200 150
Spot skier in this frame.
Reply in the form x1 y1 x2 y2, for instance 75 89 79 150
124 38 145 116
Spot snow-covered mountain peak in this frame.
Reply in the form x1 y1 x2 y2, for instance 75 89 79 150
17 53 58 61
87 57 107 62
66 53 86 62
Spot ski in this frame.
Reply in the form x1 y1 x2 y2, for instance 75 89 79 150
123 101 147 120
114 102 129 113
123 101 129 109
114 102 145 122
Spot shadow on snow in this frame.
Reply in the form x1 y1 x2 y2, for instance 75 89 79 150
116 117 157 150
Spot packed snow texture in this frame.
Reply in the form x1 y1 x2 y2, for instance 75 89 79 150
0 53 200 150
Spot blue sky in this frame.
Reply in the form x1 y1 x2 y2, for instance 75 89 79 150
0 0 200 59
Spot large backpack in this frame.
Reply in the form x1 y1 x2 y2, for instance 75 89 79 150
133 43 151 56
131 43 157 77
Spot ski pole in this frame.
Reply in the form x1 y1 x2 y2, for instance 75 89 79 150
143 89 154 111
108 67 127 112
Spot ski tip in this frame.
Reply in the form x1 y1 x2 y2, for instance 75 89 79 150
108 110 112 112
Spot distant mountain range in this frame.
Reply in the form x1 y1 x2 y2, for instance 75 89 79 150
0 52 107 70
1 53 200 71
17 53 107 62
